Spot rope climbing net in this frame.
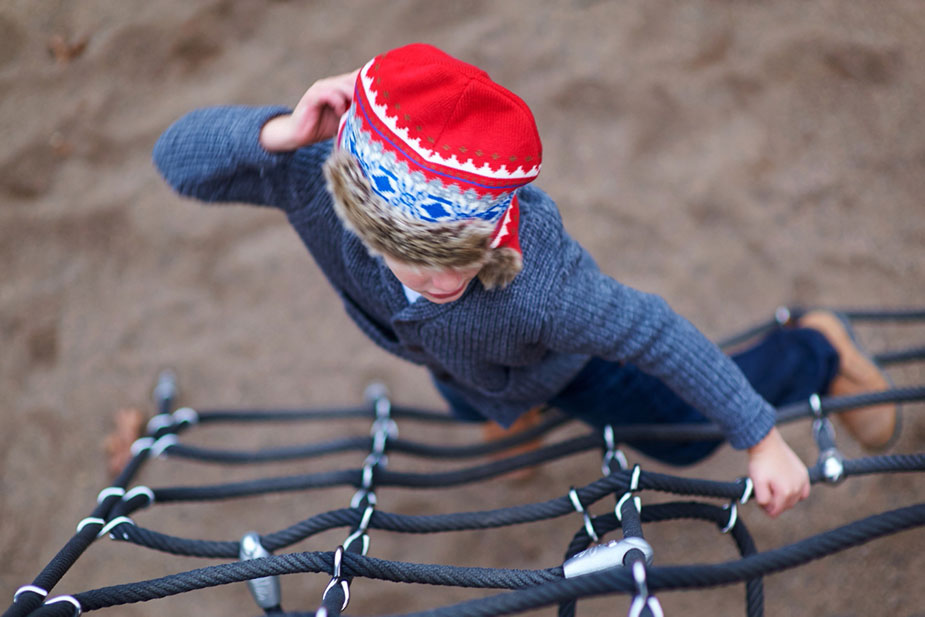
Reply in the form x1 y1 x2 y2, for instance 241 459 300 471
6 306 925 617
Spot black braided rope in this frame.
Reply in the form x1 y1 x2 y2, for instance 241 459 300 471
873 345 925 366
558 501 764 617
119 451 925 558
148 463 754 508
16 487 138 611
151 435 602 502
538 388 922 446
72 553 561 611
62 504 924 614
91 453 925 564
19 603 74 617
161 413 571 465
843 454 925 475
153 469 359 502
716 306 925 350
150 388 924 476
366 503 925 617
6 305 923 617
2 472 149 617
164 437 370 464
10 448 920 617
717 318 779 350
806 454 925 482
776 386 925 424
606 387 925 443
116 473 632 558
194 405 464 424
838 308 925 322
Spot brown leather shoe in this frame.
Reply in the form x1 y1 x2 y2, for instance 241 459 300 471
797 310 898 450
482 406 544 480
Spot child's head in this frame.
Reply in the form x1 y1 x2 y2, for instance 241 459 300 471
324 43 542 290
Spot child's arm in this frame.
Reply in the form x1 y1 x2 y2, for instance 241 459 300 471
152 70 358 210
544 249 810 516
154 106 295 207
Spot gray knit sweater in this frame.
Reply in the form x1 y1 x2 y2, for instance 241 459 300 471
153 105 775 449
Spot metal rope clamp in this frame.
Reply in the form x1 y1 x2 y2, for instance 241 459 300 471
721 477 753 534
239 532 282 612
13 586 47 603
564 467 653 579
351 460 378 509
351 383 397 510
152 368 179 410
340 384 392 577
563 536 654 578
568 487 600 544
44 596 82 617
615 465 642 524
809 393 845 484
328 499 372 614
342 499 375 557
322 546 351 611
627 561 664 617
774 305 793 327
601 425 628 476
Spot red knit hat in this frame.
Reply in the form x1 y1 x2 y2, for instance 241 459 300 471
324 43 542 289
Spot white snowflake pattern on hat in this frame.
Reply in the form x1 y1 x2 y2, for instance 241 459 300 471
341 108 512 224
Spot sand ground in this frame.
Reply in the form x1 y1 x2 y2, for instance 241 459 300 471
2 2 924 616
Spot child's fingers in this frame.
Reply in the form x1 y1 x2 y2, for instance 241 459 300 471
782 472 810 512
752 476 773 512
781 487 800 514
765 488 783 518
287 70 359 146
761 478 797 518
316 90 349 118
772 478 808 517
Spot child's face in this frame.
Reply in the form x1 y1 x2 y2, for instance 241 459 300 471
383 255 482 304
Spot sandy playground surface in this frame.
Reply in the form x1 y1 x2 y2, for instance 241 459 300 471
2 2 924 616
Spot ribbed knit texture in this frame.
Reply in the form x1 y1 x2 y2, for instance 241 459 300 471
152 105 775 449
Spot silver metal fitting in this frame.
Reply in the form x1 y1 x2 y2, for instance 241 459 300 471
601 425 629 475
563 537 654 578
628 561 664 617
322 546 351 611
774 306 792 326
819 448 846 484
364 382 389 405
239 532 282 610
13 586 47 602
568 488 600 543
152 369 178 408
45 596 81 617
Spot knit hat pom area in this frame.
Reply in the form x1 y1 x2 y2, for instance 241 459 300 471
324 42 541 290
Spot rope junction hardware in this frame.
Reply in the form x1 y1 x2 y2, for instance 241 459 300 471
5 307 925 617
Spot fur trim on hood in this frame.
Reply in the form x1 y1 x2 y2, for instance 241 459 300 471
324 148 522 290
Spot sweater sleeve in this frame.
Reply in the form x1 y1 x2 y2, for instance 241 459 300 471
543 246 775 450
152 105 331 212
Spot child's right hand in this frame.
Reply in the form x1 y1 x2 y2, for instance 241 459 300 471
747 426 811 518
260 69 359 152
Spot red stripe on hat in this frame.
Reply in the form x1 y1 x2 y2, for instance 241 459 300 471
490 195 521 256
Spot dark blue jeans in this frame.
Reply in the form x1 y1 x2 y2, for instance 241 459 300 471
435 328 839 466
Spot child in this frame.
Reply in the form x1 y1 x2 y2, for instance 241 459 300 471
154 43 897 518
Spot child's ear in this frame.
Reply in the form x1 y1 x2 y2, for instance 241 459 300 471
478 246 523 290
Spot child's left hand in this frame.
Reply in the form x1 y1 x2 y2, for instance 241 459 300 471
260 69 359 152
747 427 811 518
